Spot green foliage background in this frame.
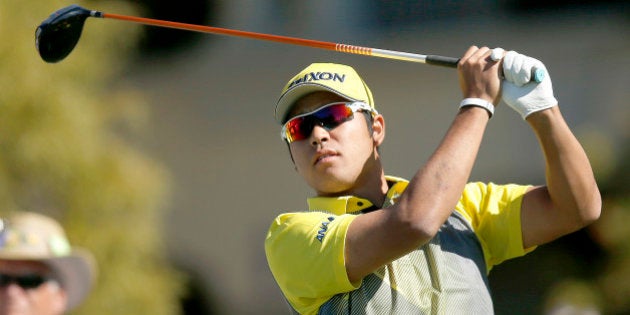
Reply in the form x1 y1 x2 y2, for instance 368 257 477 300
0 1 185 314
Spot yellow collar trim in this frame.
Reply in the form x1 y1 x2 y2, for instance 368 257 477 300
307 176 409 215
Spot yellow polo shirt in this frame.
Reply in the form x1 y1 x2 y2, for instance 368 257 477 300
265 177 533 314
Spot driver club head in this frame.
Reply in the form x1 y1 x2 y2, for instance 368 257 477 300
35 5 99 63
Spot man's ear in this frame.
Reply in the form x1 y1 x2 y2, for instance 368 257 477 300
371 114 385 147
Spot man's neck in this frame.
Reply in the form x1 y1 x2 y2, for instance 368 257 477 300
352 171 389 207
317 169 389 208
315 151 388 207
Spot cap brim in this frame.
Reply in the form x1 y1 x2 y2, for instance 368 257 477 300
46 249 96 310
275 83 358 124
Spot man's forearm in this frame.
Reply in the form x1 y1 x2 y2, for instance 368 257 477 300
396 106 489 239
527 107 601 229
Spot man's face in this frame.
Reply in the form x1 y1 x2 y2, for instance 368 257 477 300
0 260 67 315
287 91 383 196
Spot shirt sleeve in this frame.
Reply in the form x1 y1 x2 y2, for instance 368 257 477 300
455 182 536 272
265 211 359 314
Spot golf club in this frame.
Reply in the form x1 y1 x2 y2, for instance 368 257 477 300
36 5 544 82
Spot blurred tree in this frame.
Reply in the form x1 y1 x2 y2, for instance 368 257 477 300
589 140 630 315
0 1 185 314
491 139 630 315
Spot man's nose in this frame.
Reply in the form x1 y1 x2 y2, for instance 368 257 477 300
310 123 330 146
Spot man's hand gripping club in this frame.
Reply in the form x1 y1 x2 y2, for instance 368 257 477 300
492 48 559 119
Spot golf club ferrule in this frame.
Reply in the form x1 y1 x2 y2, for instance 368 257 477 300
90 10 104 18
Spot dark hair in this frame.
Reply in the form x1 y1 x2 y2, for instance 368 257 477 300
361 111 374 134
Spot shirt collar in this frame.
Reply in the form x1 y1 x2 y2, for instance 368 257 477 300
306 176 408 215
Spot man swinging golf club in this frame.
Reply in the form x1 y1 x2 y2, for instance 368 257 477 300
265 46 601 314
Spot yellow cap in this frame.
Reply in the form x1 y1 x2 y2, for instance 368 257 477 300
275 63 375 123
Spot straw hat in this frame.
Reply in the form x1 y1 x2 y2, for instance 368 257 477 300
0 211 96 310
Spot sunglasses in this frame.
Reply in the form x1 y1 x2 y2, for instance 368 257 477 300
281 102 377 143
0 273 51 289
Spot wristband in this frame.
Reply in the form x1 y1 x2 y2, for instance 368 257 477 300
459 98 494 117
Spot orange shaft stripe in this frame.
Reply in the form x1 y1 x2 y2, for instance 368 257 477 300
335 44 372 56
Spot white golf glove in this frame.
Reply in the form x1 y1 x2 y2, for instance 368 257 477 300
501 50 558 119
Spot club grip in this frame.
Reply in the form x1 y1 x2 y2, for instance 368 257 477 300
425 55 459 68
426 54 544 83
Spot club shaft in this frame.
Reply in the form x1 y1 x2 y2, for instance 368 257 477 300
100 12 459 68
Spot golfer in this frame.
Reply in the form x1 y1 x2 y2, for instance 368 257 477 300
0 211 96 315
265 46 601 314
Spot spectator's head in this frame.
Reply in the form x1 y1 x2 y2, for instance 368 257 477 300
0 211 96 315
